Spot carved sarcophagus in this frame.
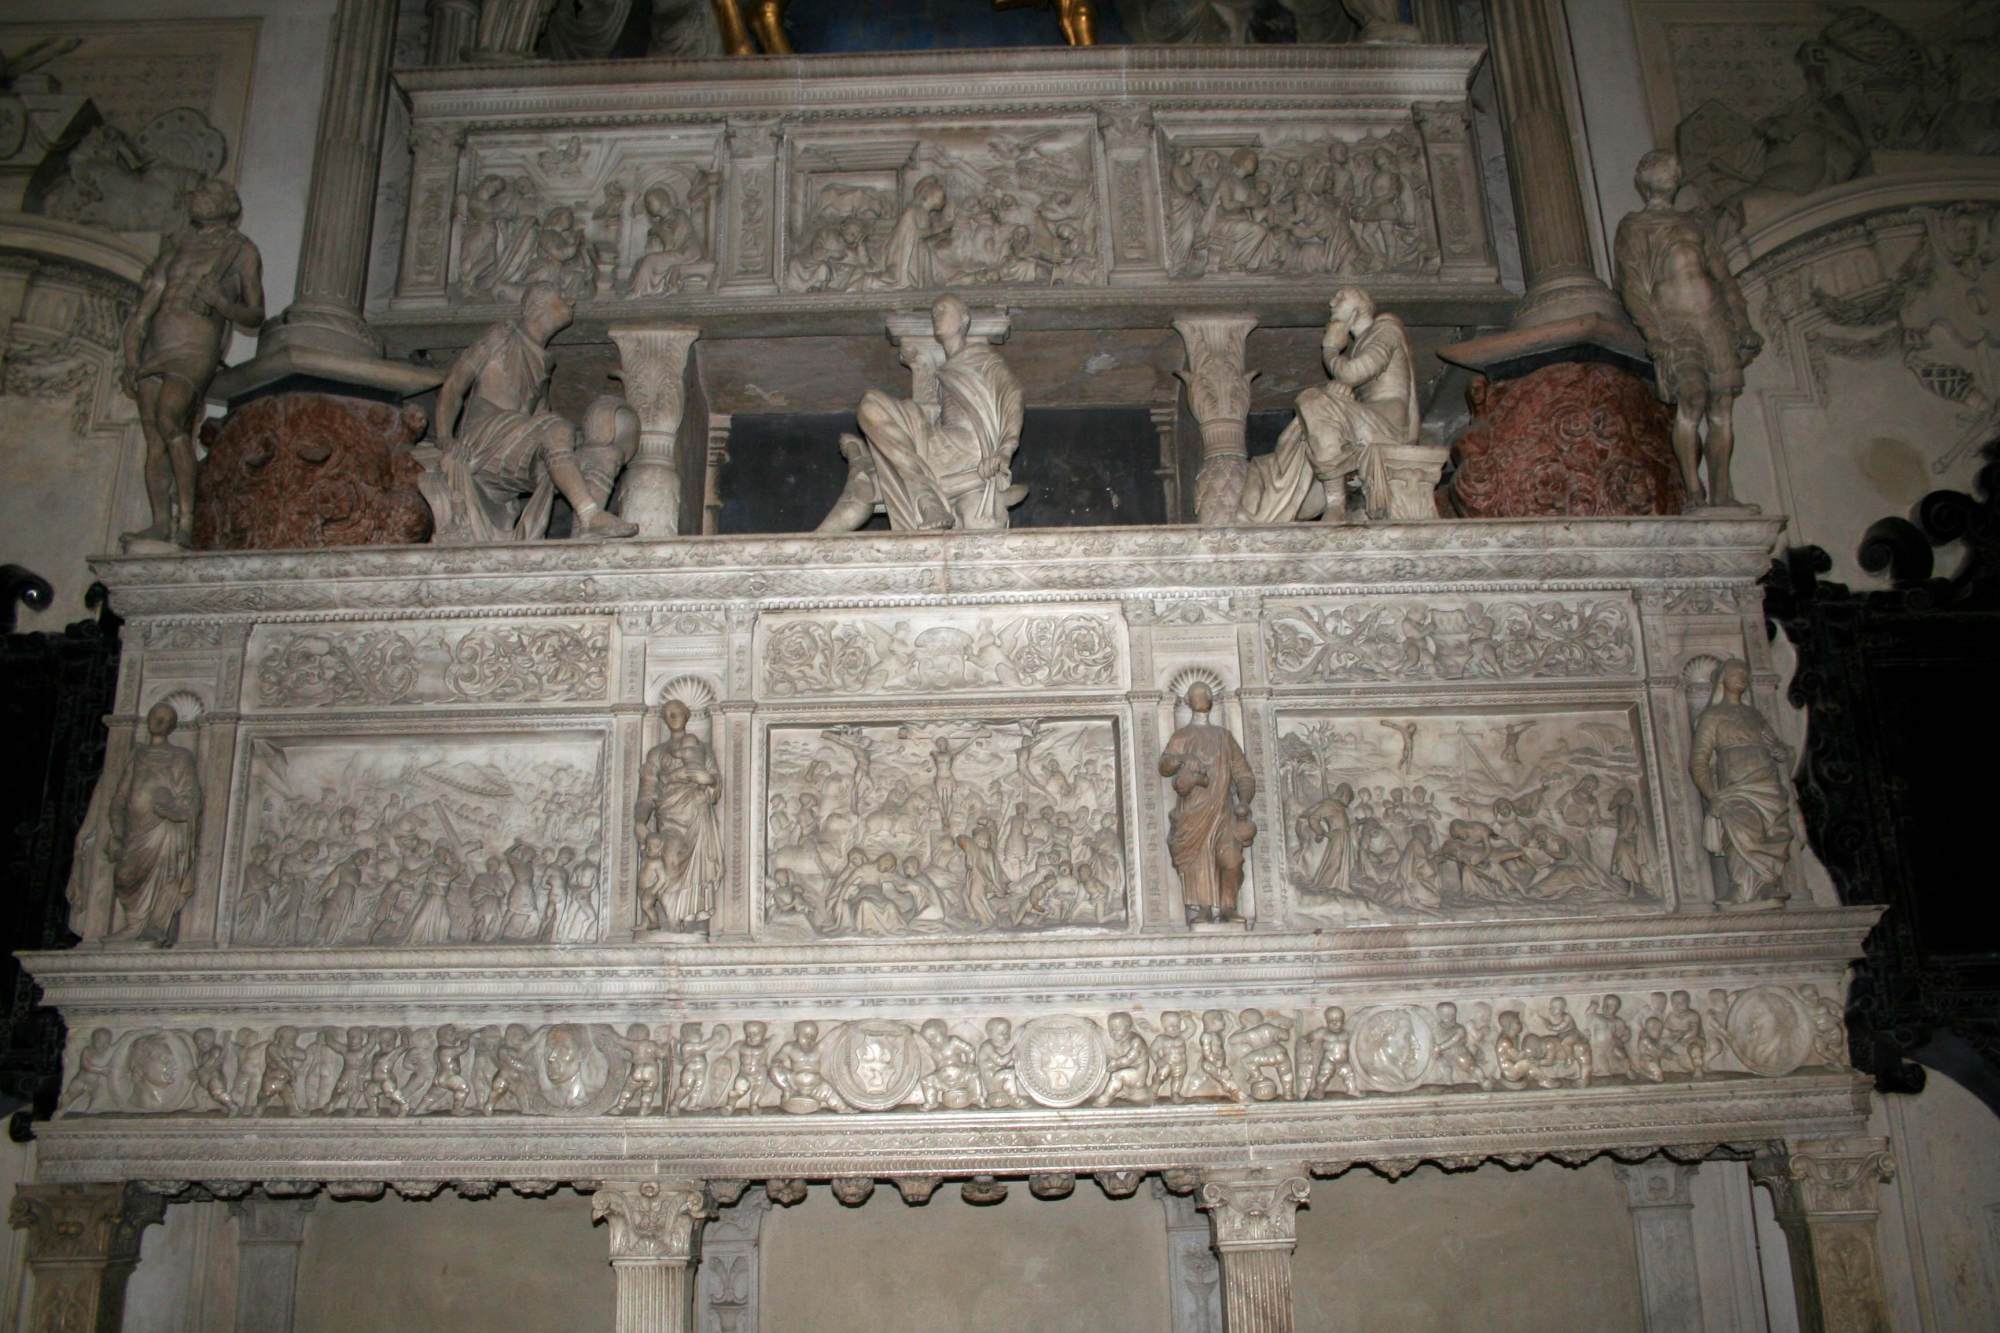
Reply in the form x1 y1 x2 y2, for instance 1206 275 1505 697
24 518 1878 1191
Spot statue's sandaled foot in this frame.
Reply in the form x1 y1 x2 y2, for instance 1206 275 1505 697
578 508 640 538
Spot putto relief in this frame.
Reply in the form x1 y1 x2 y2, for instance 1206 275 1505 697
57 983 1850 1119
762 718 1127 938
229 735 607 948
784 127 1102 293
1277 707 1667 926
756 609 1124 698
1264 595 1639 684
1160 125 1440 280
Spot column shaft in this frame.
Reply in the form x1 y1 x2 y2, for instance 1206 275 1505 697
606 326 702 537
1197 1168 1309 1333
1216 1250 1294 1333
270 0 399 357
1172 314 1258 526
614 1259 692 1333
1752 1138 1897 1333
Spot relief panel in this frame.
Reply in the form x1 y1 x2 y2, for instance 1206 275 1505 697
1276 704 1669 927
1264 594 1640 685
756 608 1126 699
228 732 608 947
762 717 1127 938
248 620 611 709
784 123 1103 293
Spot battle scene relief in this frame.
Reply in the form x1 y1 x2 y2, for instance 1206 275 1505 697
762 718 1126 938
1278 707 1667 926
230 735 607 947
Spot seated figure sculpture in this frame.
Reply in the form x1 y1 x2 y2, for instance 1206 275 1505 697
1239 286 1421 524
423 284 640 543
817 292 1027 533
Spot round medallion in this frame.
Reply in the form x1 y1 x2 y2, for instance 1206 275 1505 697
1724 987 1815 1076
1017 1015 1110 1107
1350 1006 1436 1094
822 1020 924 1111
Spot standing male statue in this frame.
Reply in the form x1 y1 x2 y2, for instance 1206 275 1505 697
816 292 1027 533
425 283 640 542
1688 659 1794 909
1614 150 1764 508
1243 286 1419 524
119 178 265 549
106 702 202 944
633 697 723 931
1158 682 1258 925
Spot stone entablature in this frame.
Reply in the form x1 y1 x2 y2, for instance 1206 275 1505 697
377 45 1501 346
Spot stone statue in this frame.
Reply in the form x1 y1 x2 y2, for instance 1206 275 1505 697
105 702 202 945
473 0 558 60
712 0 791 54
1243 287 1422 524
1343 0 1419 42
633 698 724 931
425 285 641 542
1614 151 1764 509
1158 682 1257 924
816 293 1027 533
993 0 1099 46
119 178 265 550
1689 659 1794 909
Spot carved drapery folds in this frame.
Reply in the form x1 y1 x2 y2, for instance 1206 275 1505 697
1752 1139 1897 1333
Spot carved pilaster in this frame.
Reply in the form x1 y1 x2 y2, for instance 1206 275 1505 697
1171 314 1258 526
231 1197 314 1333
266 0 400 359
1097 101 1165 278
1157 1180 1223 1333
426 0 479 64
8 1183 165 1333
607 325 702 538
1480 0 1623 328
1412 101 1496 282
1197 1168 1309 1333
1615 1161 1704 1333
593 1179 713 1333
1752 1138 1896 1333
395 121 464 305
721 118 781 293
694 1191 768 1332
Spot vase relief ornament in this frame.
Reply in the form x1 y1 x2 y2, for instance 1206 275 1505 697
119 178 265 551
1613 151 1765 510
816 293 1026 533
1688 658 1796 910
55 984 1847 1119
763 717 1125 939
422 284 641 542
1159 683 1257 925
633 685 724 934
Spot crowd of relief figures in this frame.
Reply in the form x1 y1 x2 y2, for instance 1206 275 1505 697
762 719 1125 938
1278 708 1662 924
57 983 1849 1120
230 737 606 947
1263 597 1638 685
1163 128 1439 278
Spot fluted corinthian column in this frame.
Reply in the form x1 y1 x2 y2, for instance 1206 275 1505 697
266 0 398 360
593 1178 712 1333
1172 314 1258 526
607 325 702 537
1481 0 1623 329
1752 1138 1897 1333
8 1183 165 1333
1197 1168 1310 1333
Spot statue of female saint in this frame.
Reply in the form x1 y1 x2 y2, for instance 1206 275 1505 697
1688 659 1795 908
106 702 202 945
633 699 723 930
1158 683 1258 924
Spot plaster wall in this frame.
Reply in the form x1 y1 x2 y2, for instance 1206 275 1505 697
1880 1069 2000 1331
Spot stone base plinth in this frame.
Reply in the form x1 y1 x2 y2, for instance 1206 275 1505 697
194 391 433 550
1440 361 1684 518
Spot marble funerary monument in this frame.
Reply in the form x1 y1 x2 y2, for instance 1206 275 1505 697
10 12 1897 1333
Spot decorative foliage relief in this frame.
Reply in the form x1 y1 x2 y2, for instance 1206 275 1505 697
251 622 610 708
758 611 1123 698
1278 708 1666 925
1265 596 1638 684
230 735 605 947
57 983 1848 1119
763 718 1125 938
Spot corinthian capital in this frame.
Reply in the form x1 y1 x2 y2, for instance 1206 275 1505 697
591 1178 712 1262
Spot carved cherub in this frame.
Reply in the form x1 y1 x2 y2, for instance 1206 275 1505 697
61 1028 115 1114
413 1025 474 1116
1149 1010 1194 1103
1539 998 1593 1088
1661 990 1708 1077
918 1019 981 1111
977 1017 1027 1109
485 1023 535 1115
671 1021 731 1113
1094 1013 1154 1107
192 1028 238 1115
1632 1017 1668 1084
1585 995 1635 1080
1306 1006 1360 1099
770 1020 851 1114
602 1023 669 1116
366 1027 412 1117
725 1021 772 1114
1429 1002 1491 1090
1196 1009 1246 1102
1799 985 1847 1067
257 1027 305 1117
1231 1008 1295 1100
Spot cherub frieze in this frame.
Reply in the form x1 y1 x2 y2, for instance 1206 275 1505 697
59 985 1848 1119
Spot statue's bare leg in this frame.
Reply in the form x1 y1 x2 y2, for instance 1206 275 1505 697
1705 392 1738 506
130 380 176 543
1672 383 1709 505
161 378 201 547
748 0 791 52
541 433 639 537
710 0 756 53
